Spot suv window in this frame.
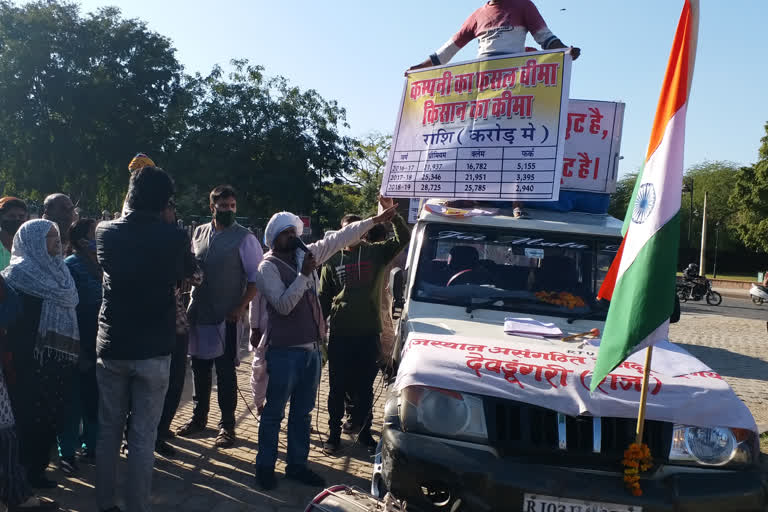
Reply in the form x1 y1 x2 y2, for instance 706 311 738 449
412 223 620 319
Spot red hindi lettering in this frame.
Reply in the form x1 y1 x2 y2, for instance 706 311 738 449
520 59 538 87
588 107 603 135
562 158 576 177
435 71 453 97
566 112 587 140
577 152 592 179
453 72 475 95
536 63 559 86
511 95 533 118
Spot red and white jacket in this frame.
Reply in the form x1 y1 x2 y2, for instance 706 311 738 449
431 0 559 65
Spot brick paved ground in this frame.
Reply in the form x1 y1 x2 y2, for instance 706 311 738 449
36 363 386 512
670 297 768 427
31 295 768 511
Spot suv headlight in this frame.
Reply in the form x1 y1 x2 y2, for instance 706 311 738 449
399 385 488 443
669 425 757 467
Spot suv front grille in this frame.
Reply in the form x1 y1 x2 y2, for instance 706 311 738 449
486 398 672 466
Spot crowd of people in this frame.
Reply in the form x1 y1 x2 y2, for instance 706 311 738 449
0 158 407 512
0 2 585 510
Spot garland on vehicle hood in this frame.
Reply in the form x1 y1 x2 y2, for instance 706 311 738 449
622 442 653 496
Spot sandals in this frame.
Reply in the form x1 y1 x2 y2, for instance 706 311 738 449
176 420 206 437
215 428 236 448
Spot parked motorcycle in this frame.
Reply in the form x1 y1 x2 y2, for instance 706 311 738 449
749 283 768 305
676 277 722 306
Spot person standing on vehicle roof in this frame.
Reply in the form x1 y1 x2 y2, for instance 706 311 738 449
319 197 410 456
407 0 580 72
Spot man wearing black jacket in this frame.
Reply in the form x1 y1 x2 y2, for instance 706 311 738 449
95 167 196 512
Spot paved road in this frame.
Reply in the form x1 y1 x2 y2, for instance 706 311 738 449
34 295 768 510
672 295 768 427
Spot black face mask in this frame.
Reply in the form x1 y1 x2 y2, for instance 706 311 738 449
0 219 23 236
286 236 301 251
214 209 235 228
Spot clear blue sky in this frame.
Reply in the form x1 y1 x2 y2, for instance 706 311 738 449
69 0 768 176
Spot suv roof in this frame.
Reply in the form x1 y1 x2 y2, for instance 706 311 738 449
419 199 623 238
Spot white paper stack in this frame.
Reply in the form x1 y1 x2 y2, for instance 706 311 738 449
503 317 563 338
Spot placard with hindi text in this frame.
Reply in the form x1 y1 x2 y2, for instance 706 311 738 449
561 99 625 194
381 51 572 201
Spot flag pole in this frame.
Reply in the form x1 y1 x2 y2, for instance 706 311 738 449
635 346 654 444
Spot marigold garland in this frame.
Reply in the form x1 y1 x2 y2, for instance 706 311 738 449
622 442 653 496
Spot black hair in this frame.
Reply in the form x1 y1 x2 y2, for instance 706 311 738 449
366 223 388 243
42 193 69 215
0 198 27 214
340 214 363 227
125 166 175 213
210 185 237 204
69 218 96 247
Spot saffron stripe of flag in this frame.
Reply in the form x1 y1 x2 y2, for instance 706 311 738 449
592 0 699 390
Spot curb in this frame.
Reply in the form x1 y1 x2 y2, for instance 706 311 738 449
713 288 749 299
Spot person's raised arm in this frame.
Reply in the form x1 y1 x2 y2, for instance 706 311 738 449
374 196 411 264
307 206 398 265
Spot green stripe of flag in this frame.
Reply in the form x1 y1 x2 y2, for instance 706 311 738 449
591 212 681 388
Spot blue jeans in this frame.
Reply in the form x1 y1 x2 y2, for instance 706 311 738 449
95 356 170 512
255 347 320 471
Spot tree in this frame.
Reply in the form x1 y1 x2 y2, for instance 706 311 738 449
0 1 188 212
344 133 391 217
165 60 356 223
608 172 638 219
729 124 768 253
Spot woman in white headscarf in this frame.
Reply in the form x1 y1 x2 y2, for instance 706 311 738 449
2 219 79 489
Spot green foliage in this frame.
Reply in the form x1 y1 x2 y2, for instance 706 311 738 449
310 133 392 232
0 1 186 211
608 172 638 220
0 1 359 227
164 60 356 222
729 158 768 253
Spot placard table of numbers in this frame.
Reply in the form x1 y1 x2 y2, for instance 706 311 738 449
381 50 572 201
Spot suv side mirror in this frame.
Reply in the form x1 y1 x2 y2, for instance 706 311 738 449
389 267 405 320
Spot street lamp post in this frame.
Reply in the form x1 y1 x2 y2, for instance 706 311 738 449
681 178 694 260
713 220 721 279
699 191 708 277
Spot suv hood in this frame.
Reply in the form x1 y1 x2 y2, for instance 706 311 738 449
404 301 604 344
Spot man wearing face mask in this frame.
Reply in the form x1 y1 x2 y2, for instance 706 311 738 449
178 185 263 449
0 197 28 270
319 197 410 455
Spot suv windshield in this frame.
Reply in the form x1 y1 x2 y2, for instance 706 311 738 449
413 223 621 319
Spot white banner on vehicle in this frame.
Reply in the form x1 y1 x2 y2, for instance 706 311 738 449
560 99 625 194
394 333 756 432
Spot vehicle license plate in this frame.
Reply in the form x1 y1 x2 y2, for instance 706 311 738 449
523 494 641 512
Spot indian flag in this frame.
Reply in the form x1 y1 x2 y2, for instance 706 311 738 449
592 0 699 390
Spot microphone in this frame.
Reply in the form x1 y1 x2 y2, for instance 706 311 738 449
294 237 310 253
